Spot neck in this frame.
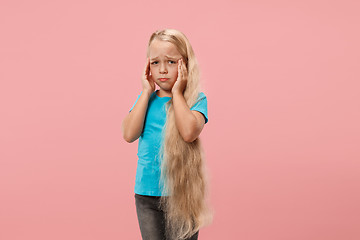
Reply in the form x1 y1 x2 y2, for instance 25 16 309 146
157 89 172 98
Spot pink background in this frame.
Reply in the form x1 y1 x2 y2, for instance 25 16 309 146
1 0 359 239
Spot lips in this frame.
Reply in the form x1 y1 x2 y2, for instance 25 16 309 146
159 78 169 82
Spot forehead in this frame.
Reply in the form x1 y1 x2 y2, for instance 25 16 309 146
149 39 181 59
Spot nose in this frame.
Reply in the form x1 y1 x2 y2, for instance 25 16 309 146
159 63 167 74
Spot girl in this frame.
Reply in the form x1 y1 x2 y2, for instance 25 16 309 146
122 29 213 240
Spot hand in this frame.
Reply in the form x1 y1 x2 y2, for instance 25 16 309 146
141 57 155 94
171 58 188 95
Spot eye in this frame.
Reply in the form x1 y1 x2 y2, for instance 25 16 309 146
169 60 176 64
151 61 158 65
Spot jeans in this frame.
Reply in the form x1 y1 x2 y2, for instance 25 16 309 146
135 193 199 240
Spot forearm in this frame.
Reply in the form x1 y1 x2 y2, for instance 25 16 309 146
122 91 152 143
172 92 198 142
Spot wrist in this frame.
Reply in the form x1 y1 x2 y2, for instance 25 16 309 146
172 90 183 98
142 89 153 97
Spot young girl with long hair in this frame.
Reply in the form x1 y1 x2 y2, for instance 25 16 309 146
122 28 213 240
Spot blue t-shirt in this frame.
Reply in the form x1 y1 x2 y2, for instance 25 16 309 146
129 90 208 196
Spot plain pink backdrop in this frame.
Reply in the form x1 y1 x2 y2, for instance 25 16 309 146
1 0 359 239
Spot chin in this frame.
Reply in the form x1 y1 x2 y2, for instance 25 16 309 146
156 82 174 89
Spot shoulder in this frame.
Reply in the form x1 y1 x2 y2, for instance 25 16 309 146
193 91 208 104
194 92 207 103
198 92 207 98
191 91 209 124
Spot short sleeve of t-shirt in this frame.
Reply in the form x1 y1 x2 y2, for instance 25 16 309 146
129 91 208 124
129 92 142 112
190 92 208 124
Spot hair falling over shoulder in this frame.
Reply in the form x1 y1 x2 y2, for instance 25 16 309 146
147 29 214 239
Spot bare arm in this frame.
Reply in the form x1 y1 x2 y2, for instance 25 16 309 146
122 91 152 143
172 92 205 143
122 58 155 143
171 58 205 142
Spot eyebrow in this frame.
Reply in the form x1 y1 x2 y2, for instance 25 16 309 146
150 55 179 60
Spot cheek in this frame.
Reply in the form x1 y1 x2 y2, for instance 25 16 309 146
171 66 179 75
149 67 154 75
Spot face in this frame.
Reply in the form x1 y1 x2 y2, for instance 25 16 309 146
148 39 183 94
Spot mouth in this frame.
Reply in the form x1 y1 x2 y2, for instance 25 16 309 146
159 78 169 82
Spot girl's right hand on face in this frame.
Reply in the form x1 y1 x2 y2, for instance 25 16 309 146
141 57 155 94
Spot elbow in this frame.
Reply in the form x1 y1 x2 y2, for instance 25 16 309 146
122 131 131 143
184 137 197 143
123 136 135 143
122 128 140 143
122 132 136 143
123 135 133 143
182 132 198 143
121 124 135 143
180 125 200 143
177 118 201 143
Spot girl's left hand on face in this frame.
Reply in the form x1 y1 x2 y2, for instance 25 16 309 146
172 59 188 95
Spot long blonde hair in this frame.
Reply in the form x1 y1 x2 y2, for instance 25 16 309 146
146 29 213 239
